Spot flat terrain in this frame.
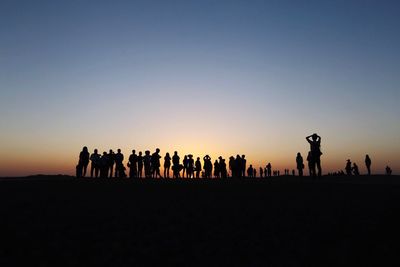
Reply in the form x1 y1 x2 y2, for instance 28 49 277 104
1 176 400 266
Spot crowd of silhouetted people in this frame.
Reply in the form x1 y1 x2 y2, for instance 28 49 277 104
76 133 393 178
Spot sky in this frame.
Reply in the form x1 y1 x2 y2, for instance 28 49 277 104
0 0 399 176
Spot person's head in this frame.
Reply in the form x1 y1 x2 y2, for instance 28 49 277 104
184 155 187 159
83 146 88 152
109 149 113 153
312 133 318 141
103 152 107 156
242 155 245 159
94 149 98 154
117 149 121 153
145 150 150 155
156 148 160 153
139 151 142 156
297 152 301 156
188 154 193 158
132 150 135 154
250 164 252 168
197 157 200 160
166 152 170 157
174 151 178 155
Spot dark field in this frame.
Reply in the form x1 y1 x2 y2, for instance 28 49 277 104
1 176 400 266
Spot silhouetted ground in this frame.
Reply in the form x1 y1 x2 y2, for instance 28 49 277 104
1 176 399 266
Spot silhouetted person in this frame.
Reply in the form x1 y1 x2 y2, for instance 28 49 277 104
195 157 201 178
352 163 360 176
90 149 100 178
259 167 263 178
151 148 162 178
143 150 152 178
99 152 109 178
187 154 194 178
296 152 304 177
345 159 352 176
266 163 272 177
365 155 372 175
183 155 188 178
307 151 315 177
128 150 138 178
219 157 227 178
172 151 181 178
229 156 235 178
254 168 257 178
235 155 242 178
114 149 124 178
214 160 220 178
306 133 322 177
108 149 115 178
137 151 143 178
241 155 246 177
247 165 253 177
386 166 392 175
203 155 212 178
78 146 90 177
164 152 171 178
292 169 295 176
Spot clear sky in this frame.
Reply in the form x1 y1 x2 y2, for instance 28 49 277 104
1 0 399 176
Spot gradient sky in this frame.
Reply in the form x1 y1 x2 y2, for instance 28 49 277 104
1 0 399 176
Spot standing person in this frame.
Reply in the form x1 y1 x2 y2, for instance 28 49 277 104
306 133 322 177
219 157 227 178
214 160 220 178
352 163 360 176
137 151 143 178
345 159 352 176
114 149 124 178
187 155 194 178
107 149 115 178
183 155 188 178
99 152 109 178
235 155 242 178
203 155 212 178
128 150 138 178
164 152 171 178
195 157 201 178
306 151 315 177
78 146 90 177
172 151 181 178
296 152 304 177
90 149 101 178
151 148 162 178
266 163 272 177
143 150 152 178
229 156 235 177
247 165 254 178
259 167 263 178
241 155 246 177
365 155 372 175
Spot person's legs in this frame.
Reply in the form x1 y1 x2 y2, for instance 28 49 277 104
316 158 322 177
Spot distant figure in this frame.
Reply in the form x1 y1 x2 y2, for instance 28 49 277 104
229 156 235 178
254 168 257 178
172 151 181 178
187 154 194 178
365 155 372 175
345 160 352 176
266 163 272 177
78 146 90 177
151 148 162 178
219 157 227 178
90 149 101 178
292 169 295 176
203 155 212 178
195 157 201 178
352 163 360 176
99 152 109 178
143 150 152 178
108 149 115 178
214 160 220 178
235 155 243 178
386 166 392 175
306 133 322 177
114 149 124 178
296 153 304 177
183 155 188 178
259 167 263 178
241 155 246 178
247 165 253 178
128 150 138 178
137 151 143 178
306 151 315 177
164 152 171 178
